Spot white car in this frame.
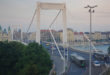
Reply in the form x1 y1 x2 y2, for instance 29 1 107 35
93 61 101 67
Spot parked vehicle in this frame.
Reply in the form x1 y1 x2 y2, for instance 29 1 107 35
93 52 109 62
93 60 101 67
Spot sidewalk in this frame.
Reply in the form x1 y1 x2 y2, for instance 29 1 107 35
51 55 64 75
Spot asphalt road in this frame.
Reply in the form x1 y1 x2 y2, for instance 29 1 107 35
67 48 89 75
41 42 107 75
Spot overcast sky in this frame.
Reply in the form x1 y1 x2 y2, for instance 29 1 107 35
0 0 110 32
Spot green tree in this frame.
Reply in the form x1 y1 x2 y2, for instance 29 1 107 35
19 64 38 75
0 41 26 75
21 42 52 75
0 41 52 75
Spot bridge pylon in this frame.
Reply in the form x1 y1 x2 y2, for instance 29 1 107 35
36 2 67 44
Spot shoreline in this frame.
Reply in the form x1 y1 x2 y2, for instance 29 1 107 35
69 42 110 47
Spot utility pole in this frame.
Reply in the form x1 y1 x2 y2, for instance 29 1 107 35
84 5 97 75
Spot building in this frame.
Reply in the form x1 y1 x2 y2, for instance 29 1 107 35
93 32 102 41
74 32 84 42
101 32 107 41
106 32 110 41
8 26 12 41
28 32 36 42
13 29 21 41
67 28 74 43
0 25 2 41
22 30 60 43
59 28 74 43
0 26 12 41
41 30 60 42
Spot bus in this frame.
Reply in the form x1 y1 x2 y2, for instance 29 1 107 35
93 52 109 62
70 53 86 67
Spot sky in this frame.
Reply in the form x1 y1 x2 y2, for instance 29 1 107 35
0 0 110 32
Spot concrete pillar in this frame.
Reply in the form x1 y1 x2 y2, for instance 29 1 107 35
36 2 67 45
36 2 40 44
62 6 67 45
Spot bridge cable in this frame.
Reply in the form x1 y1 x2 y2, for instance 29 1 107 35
67 7 98 51
26 8 37 33
48 10 65 60
49 10 61 28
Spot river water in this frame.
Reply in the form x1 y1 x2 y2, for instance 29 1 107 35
73 44 110 53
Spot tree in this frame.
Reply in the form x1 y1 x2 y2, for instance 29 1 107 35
21 42 52 75
0 41 52 75
19 64 38 75
0 41 26 75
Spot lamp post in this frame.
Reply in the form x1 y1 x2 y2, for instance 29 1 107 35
84 5 97 75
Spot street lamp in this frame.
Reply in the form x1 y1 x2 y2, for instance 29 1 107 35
84 5 97 75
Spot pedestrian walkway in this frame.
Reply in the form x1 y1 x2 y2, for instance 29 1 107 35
51 55 64 75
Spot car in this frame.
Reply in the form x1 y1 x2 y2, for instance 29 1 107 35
51 46 56 50
93 60 101 67
46 43 50 46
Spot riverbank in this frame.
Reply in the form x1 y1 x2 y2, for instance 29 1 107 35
68 41 110 46
71 44 110 53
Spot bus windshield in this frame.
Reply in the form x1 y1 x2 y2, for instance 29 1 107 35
80 60 86 66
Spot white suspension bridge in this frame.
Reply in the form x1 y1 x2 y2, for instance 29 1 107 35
5 2 104 75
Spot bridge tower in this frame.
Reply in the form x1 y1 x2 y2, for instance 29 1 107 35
36 2 67 44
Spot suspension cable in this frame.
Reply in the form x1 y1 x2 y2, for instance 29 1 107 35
67 8 98 51
48 10 65 60
26 8 37 33
49 10 61 28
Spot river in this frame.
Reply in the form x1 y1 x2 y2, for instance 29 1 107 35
73 44 110 53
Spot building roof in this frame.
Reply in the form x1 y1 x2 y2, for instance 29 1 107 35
74 32 83 35
74 32 78 35
79 32 83 35
41 29 56 32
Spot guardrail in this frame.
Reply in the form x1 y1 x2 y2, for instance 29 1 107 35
69 46 89 54
58 44 89 54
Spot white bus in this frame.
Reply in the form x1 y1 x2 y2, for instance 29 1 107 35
70 53 86 67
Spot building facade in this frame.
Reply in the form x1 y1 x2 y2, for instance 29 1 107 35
0 26 12 41
59 28 74 43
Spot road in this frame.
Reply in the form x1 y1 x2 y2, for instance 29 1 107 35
41 42 107 75
67 48 89 75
